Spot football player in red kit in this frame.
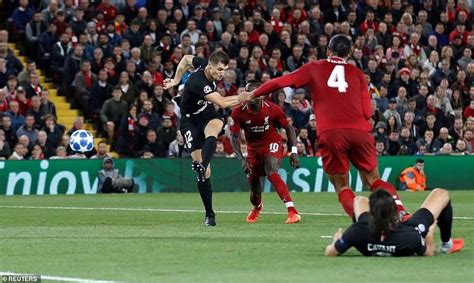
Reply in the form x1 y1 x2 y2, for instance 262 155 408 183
230 81 301 224
240 35 410 220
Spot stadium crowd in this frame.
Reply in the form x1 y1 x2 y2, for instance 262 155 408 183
0 0 474 160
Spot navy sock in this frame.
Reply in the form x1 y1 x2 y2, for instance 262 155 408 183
201 136 217 168
197 178 214 216
438 201 453 243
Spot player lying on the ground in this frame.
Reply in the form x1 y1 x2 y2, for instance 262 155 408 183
230 81 301 224
324 188 465 256
239 34 409 221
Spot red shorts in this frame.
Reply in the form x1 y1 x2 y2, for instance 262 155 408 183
317 128 377 174
247 141 283 178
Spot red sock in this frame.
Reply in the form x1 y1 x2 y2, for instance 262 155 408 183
338 188 355 217
250 192 262 209
267 173 297 213
370 179 406 213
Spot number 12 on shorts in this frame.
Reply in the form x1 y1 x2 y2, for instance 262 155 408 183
327 65 348 93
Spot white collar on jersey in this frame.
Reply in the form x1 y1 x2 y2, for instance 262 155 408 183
242 100 269 111
327 56 347 64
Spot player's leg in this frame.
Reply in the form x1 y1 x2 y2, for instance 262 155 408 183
246 175 263 223
353 196 369 223
201 118 224 168
348 129 408 217
359 167 408 216
264 155 301 224
319 129 356 217
327 172 355 218
418 188 464 253
191 149 216 226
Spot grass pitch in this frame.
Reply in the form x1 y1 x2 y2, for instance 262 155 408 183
0 191 473 283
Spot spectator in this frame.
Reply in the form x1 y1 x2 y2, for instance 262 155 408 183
434 127 455 148
50 32 72 80
286 45 307 72
375 139 387 156
89 69 112 119
63 45 84 99
1 115 17 147
21 72 42 99
131 113 150 156
383 99 402 126
74 60 97 112
67 116 86 136
141 129 167 158
101 87 128 142
17 134 32 158
116 104 138 156
387 130 401 156
17 60 37 85
140 99 160 129
398 127 416 155
39 90 57 118
27 95 47 128
42 114 63 148
168 131 187 158
10 0 33 39
0 88 9 112
463 129 474 153
286 97 309 129
463 100 474 119
156 116 177 150
25 12 47 60
0 42 23 76
35 130 55 159
0 129 12 159
399 159 426 192
16 114 39 145
452 139 470 155
6 101 25 131
8 143 26 160
439 142 453 155
91 141 112 159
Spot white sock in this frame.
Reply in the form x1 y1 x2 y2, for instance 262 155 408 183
284 201 294 208
439 238 453 253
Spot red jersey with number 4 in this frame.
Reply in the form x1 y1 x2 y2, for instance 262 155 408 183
253 57 372 134
230 101 288 150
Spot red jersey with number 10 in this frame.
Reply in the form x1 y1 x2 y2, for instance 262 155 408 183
230 101 288 150
253 57 372 134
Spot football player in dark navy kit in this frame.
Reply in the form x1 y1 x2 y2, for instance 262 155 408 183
325 188 464 257
164 51 244 226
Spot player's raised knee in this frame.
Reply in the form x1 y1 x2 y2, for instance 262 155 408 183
431 188 449 199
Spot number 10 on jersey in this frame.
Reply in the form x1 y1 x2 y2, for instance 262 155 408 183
327 65 348 93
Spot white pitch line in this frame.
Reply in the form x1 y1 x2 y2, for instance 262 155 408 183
0 205 472 220
0 271 122 283
320 235 334 239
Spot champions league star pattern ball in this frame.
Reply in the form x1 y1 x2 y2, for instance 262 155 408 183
69 130 94 152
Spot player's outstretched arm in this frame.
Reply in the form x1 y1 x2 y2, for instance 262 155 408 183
163 55 194 90
423 223 436 256
242 64 311 101
284 124 300 168
205 92 243 108
230 131 249 173
325 228 343 256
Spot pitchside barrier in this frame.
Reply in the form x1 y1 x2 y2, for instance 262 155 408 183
0 156 473 195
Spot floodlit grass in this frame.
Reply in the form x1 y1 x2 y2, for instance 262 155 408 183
0 191 473 282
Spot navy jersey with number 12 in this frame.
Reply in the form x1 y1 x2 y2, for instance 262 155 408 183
180 57 218 118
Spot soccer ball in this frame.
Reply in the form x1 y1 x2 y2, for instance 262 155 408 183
69 130 94 152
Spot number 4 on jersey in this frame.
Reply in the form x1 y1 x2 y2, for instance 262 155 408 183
327 65 348 93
